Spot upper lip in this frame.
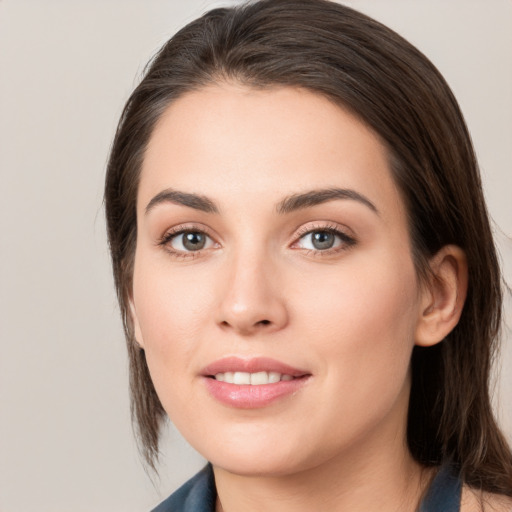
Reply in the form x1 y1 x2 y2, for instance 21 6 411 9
201 357 310 377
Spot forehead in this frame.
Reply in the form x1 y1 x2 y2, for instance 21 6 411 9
138 83 404 220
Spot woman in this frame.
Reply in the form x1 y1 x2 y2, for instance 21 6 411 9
104 0 512 510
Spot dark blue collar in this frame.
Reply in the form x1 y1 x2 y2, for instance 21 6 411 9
419 465 461 512
151 465 216 512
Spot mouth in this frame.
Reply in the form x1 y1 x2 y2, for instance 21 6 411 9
210 371 297 385
201 357 311 408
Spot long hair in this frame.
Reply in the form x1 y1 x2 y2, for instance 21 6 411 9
104 0 512 492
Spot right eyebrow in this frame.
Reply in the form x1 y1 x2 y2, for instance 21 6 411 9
145 188 219 215
276 187 378 215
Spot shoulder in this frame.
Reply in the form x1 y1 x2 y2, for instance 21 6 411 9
151 464 216 512
461 485 512 512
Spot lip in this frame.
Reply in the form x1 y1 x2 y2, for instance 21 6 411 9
201 357 311 409
201 356 309 377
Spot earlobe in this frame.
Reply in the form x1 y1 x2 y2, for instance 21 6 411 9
129 298 145 349
415 245 468 347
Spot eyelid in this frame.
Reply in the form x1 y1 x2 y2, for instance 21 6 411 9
157 223 219 257
156 221 356 258
291 222 357 253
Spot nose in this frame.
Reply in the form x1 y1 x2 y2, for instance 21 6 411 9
215 251 289 336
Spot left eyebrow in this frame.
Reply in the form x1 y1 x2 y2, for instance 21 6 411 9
276 188 379 215
145 188 219 215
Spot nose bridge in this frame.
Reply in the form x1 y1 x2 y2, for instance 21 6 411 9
217 239 288 334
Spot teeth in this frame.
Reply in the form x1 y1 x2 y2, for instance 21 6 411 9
233 372 251 385
214 371 295 385
268 371 280 383
250 371 268 385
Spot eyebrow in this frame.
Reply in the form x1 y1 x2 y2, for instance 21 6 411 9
276 188 378 215
145 189 219 215
145 186 378 216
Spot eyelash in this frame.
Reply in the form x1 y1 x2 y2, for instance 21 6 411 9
293 223 356 256
157 224 215 260
158 223 356 259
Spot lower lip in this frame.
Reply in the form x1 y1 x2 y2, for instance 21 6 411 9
203 377 310 409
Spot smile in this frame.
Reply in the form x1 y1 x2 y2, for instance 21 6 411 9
213 371 295 385
202 357 311 408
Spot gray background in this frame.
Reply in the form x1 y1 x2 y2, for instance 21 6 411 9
1 1 511 511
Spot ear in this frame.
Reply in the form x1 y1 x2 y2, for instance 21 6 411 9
415 245 468 347
129 297 145 349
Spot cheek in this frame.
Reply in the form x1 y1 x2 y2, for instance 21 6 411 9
131 258 215 422
294 251 419 379
286 253 420 451
132 255 214 365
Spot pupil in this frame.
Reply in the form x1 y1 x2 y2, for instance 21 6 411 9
312 231 334 250
183 232 205 251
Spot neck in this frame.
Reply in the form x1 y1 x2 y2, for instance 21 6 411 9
214 445 430 512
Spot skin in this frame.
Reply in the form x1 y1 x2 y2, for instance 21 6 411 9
131 83 470 512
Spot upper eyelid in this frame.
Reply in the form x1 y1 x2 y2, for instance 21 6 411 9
293 221 355 239
161 223 214 237
291 222 357 250
157 223 218 248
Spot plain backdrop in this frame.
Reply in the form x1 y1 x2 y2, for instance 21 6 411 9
1 1 511 511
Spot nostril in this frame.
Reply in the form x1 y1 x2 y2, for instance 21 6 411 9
258 319 271 326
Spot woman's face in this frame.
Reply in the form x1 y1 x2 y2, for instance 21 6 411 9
132 84 426 476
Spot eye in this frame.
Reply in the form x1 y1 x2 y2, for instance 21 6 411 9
161 229 216 253
294 227 355 252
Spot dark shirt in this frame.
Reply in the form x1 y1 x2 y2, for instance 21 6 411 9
152 463 461 512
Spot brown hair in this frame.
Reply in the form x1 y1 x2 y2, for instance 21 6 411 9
104 0 512 494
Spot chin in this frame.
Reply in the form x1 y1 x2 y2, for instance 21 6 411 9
210 453 307 478
197 432 323 478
